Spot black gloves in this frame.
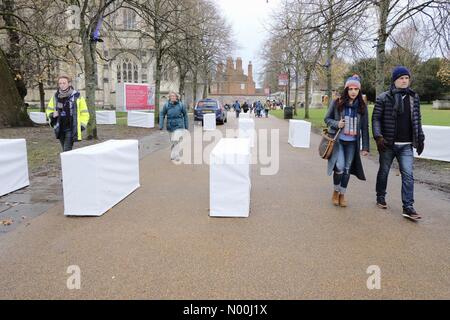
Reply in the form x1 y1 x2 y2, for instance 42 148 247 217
417 141 424 155
375 136 386 153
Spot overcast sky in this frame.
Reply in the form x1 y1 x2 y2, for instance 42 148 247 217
215 0 281 87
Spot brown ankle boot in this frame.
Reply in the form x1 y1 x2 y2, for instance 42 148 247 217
332 191 340 206
339 194 347 207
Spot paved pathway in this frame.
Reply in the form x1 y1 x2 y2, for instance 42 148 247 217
0 112 449 299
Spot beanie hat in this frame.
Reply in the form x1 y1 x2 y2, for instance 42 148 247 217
392 66 411 82
345 74 361 89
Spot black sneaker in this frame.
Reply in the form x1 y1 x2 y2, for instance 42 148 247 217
402 208 422 221
376 197 387 209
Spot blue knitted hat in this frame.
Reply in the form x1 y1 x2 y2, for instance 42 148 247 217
345 74 361 89
392 66 411 82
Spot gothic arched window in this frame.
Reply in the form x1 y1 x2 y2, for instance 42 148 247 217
116 56 140 83
123 9 136 30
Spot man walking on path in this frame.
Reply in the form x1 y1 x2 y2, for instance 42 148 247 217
233 100 241 118
372 66 425 221
46 75 89 152
264 99 271 118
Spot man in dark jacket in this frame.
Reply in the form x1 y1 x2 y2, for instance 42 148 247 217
372 66 425 221
233 100 241 118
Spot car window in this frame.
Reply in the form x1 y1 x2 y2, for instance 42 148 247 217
197 101 217 108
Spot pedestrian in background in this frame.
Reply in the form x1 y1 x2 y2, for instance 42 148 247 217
264 99 271 118
159 92 189 161
233 100 241 118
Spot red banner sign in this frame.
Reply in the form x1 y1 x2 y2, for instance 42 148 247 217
125 84 155 111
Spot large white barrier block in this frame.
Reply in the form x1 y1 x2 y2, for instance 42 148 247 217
240 112 250 118
128 111 155 128
288 119 311 148
0 139 30 196
96 111 117 125
414 125 450 162
203 113 216 131
210 138 251 217
61 140 140 216
238 118 255 147
29 112 47 124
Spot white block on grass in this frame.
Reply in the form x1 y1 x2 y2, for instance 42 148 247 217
128 111 155 128
203 113 216 131
210 138 251 217
61 140 140 216
238 118 255 147
414 125 450 162
96 111 117 125
288 119 311 148
0 139 30 196
29 112 47 124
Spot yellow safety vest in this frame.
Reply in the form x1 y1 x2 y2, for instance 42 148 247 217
46 92 90 141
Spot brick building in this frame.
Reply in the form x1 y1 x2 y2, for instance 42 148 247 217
211 57 256 95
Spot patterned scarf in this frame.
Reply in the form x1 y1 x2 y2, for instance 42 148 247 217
390 84 414 116
56 86 74 117
343 99 359 136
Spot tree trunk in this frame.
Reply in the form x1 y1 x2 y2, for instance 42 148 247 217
2 0 27 102
325 34 333 105
39 81 45 112
202 69 208 99
0 48 32 127
287 68 291 107
83 37 98 140
293 69 299 116
375 0 390 96
178 69 187 103
192 68 198 107
304 68 311 119
154 49 162 121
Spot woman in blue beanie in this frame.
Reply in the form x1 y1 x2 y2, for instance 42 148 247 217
324 75 370 207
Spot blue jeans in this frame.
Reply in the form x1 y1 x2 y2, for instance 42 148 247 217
333 140 356 193
59 128 74 152
376 144 414 209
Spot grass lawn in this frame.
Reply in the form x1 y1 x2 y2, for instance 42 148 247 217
272 104 450 156
272 104 450 128
27 108 130 126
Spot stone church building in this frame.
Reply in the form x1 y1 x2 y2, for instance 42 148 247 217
13 6 203 109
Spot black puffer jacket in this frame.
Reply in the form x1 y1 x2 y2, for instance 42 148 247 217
372 87 425 148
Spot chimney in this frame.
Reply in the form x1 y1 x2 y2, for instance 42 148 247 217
217 62 223 74
248 61 253 80
226 57 234 75
236 57 243 74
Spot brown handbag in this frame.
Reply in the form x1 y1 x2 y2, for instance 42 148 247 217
318 127 341 160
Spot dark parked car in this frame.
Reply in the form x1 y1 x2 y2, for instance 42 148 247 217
194 98 227 124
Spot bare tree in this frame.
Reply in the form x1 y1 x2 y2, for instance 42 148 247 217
371 0 447 95
299 0 366 104
0 0 73 126
262 0 324 117
126 0 194 120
